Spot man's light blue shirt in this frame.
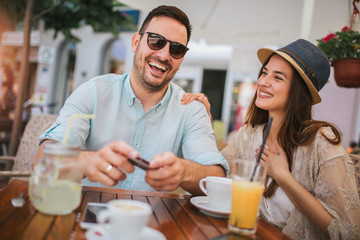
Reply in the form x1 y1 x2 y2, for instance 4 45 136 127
39 73 229 191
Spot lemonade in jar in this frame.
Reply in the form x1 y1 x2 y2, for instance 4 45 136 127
29 142 83 215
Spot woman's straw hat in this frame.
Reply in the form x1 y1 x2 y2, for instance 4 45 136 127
257 39 330 105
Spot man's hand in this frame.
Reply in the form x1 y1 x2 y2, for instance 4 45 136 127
145 152 185 191
83 141 139 186
145 152 225 195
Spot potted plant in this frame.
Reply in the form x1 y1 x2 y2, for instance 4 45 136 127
317 26 360 87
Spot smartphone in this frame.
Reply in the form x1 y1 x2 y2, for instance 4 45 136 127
80 202 107 229
127 157 151 170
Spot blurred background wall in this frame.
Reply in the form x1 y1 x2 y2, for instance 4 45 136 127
0 0 358 150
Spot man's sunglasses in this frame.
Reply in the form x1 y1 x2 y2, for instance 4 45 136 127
140 32 189 59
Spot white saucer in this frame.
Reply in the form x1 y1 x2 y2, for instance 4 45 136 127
85 225 166 240
190 196 230 218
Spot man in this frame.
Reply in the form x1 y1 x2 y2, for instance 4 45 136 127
37 5 228 195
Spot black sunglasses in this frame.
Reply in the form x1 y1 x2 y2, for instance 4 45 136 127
140 32 189 59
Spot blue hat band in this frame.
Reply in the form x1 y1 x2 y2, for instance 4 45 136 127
278 48 319 91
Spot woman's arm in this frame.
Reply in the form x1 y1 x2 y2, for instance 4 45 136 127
260 139 360 238
272 168 333 234
259 144 332 236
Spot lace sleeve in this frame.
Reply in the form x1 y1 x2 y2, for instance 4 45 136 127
315 129 360 239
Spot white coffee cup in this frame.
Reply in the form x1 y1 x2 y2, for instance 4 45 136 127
199 176 232 211
97 199 152 240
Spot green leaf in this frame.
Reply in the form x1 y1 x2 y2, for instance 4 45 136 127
317 28 360 64
2 0 136 43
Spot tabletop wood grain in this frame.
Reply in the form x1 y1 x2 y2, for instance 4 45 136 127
0 180 291 240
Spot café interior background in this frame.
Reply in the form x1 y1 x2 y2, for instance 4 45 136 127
0 0 359 149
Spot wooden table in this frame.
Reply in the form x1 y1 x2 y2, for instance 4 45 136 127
0 180 291 240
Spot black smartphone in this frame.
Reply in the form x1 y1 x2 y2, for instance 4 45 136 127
127 157 151 170
80 202 107 229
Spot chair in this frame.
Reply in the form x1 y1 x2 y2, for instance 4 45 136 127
0 114 58 188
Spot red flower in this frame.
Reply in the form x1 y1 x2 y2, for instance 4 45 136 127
323 33 336 43
341 26 351 32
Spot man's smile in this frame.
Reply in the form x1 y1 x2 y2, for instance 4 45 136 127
149 61 167 75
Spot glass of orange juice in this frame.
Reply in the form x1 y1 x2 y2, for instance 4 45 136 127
229 159 266 236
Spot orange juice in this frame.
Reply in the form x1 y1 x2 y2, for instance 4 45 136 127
229 179 264 230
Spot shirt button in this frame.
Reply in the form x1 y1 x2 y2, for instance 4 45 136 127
135 143 138 146
141 117 144 120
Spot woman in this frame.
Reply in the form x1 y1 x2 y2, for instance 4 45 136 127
182 39 360 239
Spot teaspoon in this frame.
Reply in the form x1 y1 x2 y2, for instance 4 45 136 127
11 192 25 207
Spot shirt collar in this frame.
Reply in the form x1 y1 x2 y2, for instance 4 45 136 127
124 73 136 107
124 73 172 110
157 83 172 110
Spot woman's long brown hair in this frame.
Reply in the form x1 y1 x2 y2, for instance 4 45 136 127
244 55 341 198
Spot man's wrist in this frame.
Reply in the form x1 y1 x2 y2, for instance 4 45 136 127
79 150 95 178
179 159 195 184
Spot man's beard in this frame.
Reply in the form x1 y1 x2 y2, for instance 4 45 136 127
139 75 171 93
133 54 174 93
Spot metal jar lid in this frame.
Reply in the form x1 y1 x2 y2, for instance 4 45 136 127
43 142 81 157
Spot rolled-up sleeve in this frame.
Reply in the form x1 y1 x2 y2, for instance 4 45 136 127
38 81 94 145
181 101 229 175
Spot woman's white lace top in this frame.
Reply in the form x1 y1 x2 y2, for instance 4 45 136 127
221 125 360 240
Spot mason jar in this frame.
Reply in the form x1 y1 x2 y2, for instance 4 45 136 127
29 142 83 215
